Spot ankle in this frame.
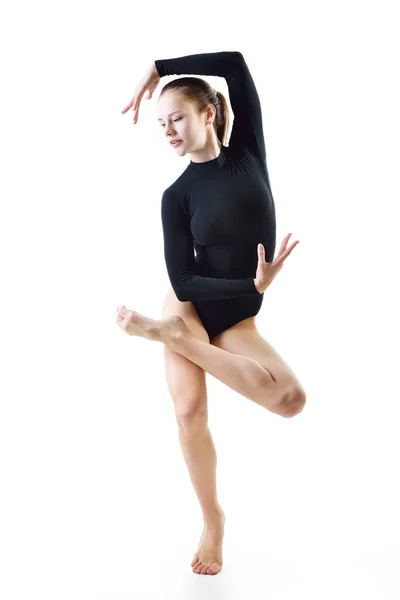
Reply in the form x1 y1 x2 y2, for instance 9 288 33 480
203 506 225 525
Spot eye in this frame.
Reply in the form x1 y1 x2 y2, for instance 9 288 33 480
160 118 182 128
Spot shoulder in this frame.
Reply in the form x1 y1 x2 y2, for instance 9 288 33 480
161 166 194 205
165 164 192 189
161 179 190 220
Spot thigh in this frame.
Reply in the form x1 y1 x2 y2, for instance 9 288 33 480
211 318 303 390
161 287 210 421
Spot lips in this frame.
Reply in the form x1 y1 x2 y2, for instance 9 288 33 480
170 140 182 145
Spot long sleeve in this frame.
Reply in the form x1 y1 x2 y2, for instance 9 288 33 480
161 189 260 302
154 51 266 162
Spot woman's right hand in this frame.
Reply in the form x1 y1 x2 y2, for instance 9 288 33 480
121 64 161 124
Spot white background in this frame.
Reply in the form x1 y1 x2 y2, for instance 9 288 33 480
1 0 399 598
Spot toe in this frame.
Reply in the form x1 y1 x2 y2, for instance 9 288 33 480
191 555 199 567
200 563 209 574
207 563 221 575
192 560 201 571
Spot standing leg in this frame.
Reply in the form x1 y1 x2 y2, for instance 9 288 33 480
161 289 225 575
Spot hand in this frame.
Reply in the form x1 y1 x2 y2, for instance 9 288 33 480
121 64 161 124
254 233 300 294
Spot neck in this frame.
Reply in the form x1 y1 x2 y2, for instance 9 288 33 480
189 139 222 164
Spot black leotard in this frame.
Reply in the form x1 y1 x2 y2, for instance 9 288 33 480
155 51 276 341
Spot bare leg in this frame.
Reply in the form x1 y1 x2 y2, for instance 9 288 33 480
119 310 285 415
117 308 289 575
163 317 226 575
176 421 225 574
171 329 282 411
176 416 222 520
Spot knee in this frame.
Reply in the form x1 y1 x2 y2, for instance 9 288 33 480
175 400 208 434
279 384 306 418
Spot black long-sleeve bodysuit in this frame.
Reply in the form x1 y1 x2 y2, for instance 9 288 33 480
155 51 276 341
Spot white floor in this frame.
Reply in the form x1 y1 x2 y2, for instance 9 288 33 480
3 386 399 600
90 540 399 600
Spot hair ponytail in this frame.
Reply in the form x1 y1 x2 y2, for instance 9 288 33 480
214 90 230 146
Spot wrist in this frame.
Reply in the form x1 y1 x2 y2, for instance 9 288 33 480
253 279 262 294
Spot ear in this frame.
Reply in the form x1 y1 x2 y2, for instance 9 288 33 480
205 103 216 125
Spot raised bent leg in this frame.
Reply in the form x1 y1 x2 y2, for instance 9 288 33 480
119 293 302 417
168 327 299 417
211 319 306 417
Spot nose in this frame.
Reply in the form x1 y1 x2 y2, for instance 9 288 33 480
165 126 176 138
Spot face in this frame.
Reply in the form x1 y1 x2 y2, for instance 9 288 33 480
157 91 214 155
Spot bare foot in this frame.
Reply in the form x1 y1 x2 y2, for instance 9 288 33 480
116 306 188 343
191 510 225 575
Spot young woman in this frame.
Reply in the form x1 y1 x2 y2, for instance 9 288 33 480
117 51 306 576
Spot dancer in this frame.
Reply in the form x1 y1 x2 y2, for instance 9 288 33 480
117 51 306 576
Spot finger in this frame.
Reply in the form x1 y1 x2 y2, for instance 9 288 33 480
276 233 293 260
279 232 292 252
275 240 300 265
133 101 141 124
117 305 127 317
122 93 142 115
121 98 134 114
256 244 265 265
133 95 141 110
285 240 300 257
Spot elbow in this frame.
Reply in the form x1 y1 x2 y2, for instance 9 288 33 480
232 50 245 63
172 283 188 303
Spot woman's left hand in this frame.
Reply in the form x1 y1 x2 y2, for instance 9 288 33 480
254 233 300 294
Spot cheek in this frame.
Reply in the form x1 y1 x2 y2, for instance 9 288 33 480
180 122 190 136
182 122 200 140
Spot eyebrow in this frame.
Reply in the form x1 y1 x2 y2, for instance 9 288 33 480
157 110 183 121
